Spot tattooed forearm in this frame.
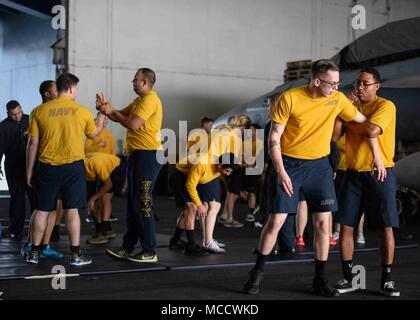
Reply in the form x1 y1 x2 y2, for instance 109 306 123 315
271 123 280 133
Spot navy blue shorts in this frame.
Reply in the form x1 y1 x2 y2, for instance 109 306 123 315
337 169 399 229
170 169 221 208
227 168 260 195
86 181 98 201
35 160 86 212
97 168 119 194
272 156 337 214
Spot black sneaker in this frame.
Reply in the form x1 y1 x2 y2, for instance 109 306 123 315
105 247 133 260
169 237 187 250
313 278 340 297
109 215 118 222
243 268 264 295
184 244 210 256
334 278 358 294
380 281 400 297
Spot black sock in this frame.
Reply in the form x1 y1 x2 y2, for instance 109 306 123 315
70 246 80 255
102 221 111 233
31 244 40 253
254 252 268 272
173 227 184 241
95 222 103 234
40 244 48 251
315 259 327 281
381 264 392 284
186 230 195 246
342 260 354 282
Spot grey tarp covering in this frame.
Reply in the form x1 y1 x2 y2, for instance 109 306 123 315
332 17 420 70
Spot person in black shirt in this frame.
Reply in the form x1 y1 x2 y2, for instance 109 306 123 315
0 100 30 240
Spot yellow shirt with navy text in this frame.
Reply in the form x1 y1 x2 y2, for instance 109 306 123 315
84 152 121 182
85 129 116 154
123 91 162 152
272 85 358 159
176 161 221 206
345 96 396 171
28 96 96 165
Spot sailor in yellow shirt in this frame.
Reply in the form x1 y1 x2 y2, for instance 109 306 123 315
169 153 238 256
335 68 400 297
97 68 163 263
84 152 121 245
244 60 369 297
26 73 105 266
85 115 116 154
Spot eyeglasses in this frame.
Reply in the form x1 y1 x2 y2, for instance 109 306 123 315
354 80 378 88
318 78 340 88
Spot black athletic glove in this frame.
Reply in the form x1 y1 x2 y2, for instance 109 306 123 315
328 141 339 173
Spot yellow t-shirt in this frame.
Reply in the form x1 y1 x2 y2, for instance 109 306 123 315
272 85 358 159
176 162 221 206
337 135 347 171
123 91 163 152
85 129 116 154
209 127 243 161
345 96 396 171
28 96 96 165
84 152 121 182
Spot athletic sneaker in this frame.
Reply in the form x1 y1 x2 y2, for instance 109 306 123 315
184 244 210 256
127 250 158 263
312 278 340 297
334 278 358 294
213 239 226 248
39 245 64 259
245 214 255 222
26 251 39 264
380 281 400 297
332 231 340 241
243 269 264 295
295 236 305 246
204 240 226 254
85 215 94 223
105 247 133 260
70 253 92 266
109 215 119 222
356 233 366 244
329 236 337 246
21 244 32 258
224 219 244 228
105 230 116 239
217 215 227 224
87 233 109 245
254 221 263 228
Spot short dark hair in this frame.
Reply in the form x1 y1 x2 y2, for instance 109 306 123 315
138 68 156 87
39 80 54 98
311 59 339 78
218 153 239 171
6 100 20 111
56 73 79 93
201 117 214 126
360 67 382 83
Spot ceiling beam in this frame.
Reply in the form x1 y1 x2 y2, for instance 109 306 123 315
0 0 51 19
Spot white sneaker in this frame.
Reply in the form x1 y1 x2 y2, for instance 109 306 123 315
245 214 255 222
204 240 226 254
332 231 340 241
356 234 365 244
213 239 226 248
254 221 263 228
